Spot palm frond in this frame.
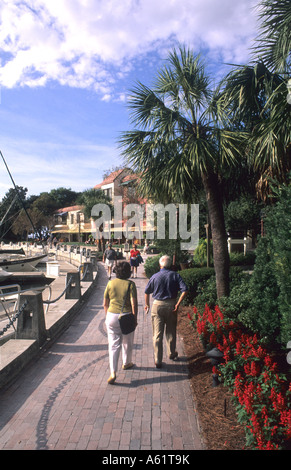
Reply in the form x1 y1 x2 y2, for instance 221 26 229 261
118 45 253 203
253 0 291 72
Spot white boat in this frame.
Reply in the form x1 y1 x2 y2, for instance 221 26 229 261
0 268 12 283
0 253 47 272
0 248 25 255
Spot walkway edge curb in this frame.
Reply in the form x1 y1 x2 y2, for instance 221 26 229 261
0 265 99 391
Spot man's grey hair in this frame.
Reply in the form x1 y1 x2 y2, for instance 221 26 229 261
159 255 172 269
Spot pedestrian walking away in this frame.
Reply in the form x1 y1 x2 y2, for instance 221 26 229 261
144 255 188 368
103 261 138 384
129 243 141 278
103 243 117 279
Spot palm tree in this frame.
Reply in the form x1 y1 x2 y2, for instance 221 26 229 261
119 46 246 298
77 188 112 219
221 62 290 201
219 0 291 204
252 0 291 194
253 0 291 73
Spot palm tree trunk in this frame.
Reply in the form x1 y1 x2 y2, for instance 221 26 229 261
201 171 230 298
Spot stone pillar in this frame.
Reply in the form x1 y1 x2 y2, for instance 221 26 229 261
65 272 81 299
82 262 93 282
16 292 47 346
90 255 98 271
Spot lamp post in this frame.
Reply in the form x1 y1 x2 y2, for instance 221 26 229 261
206 347 224 387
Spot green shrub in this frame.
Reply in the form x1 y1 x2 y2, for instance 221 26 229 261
225 180 291 348
193 266 247 316
219 271 253 322
178 267 215 305
144 255 161 278
193 275 217 310
224 194 262 235
229 251 256 266
234 237 281 345
192 238 213 267
266 182 291 346
192 239 256 268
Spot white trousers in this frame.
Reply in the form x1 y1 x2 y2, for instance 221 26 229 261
105 312 135 374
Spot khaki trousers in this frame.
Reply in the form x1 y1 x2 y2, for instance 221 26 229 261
151 299 177 364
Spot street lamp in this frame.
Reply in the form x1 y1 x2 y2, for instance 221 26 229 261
206 347 224 387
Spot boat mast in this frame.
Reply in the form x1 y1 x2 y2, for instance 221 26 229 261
0 193 17 226
0 150 39 240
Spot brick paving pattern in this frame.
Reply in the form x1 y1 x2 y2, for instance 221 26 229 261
0 259 204 450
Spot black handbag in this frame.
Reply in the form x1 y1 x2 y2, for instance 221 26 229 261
118 281 136 335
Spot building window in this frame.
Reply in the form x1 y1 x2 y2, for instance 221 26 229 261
104 188 112 199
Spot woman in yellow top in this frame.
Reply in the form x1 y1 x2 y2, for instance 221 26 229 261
103 261 138 384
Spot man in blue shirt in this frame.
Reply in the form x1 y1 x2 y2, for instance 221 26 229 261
145 255 188 368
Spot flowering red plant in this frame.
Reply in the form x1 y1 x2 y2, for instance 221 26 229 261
191 304 291 450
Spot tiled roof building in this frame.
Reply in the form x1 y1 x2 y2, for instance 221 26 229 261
51 168 145 243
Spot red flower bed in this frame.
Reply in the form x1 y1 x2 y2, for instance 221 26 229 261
190 304 291 450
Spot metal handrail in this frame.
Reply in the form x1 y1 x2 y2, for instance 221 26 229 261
0 283 52 318
0 284 21 332
0 260 94 338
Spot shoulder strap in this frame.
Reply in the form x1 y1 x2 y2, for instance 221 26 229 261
121 280 132 313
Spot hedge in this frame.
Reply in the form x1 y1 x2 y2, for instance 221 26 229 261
178 267 215 305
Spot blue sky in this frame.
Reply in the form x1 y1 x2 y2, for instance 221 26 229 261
0 0 260 200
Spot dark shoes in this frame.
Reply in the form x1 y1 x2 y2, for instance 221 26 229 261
169 352 178 361
155 352 178 369
155 352 179 369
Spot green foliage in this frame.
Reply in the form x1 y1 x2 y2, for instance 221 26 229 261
219 271 253 322
155 237 190 264
224 195 262 234
236 237 281 344
48 187 80 210
227 181 291 348
263 182 291 345
192 239 256 268
192 238 213 267
178 267 215 306
229 251 256 266
193 266 247 315
0 186 28 240
144 255 161 279
191 181 291 349
254 0 291 73
190 273 217 310
31 192 59 217
76 188 112 220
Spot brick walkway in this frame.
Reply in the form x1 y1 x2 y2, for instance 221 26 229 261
0 259 204 451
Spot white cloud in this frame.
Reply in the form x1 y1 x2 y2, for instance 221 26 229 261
0 135 121 198
0 0 260 98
